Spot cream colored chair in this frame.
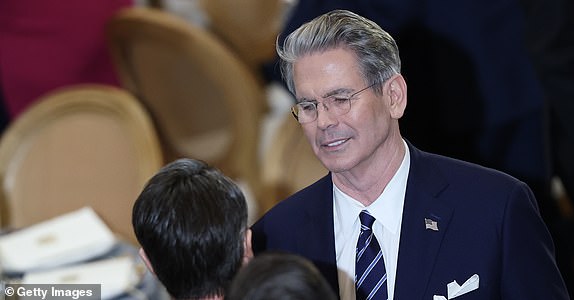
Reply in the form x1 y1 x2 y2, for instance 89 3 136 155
106 7 264 215
0 84 163 244
260 111 328 213
199 0 287 72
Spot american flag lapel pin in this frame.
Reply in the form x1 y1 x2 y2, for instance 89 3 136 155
425 218 439 231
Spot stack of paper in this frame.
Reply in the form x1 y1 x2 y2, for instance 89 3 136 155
22 255 141 299
0 207 116 272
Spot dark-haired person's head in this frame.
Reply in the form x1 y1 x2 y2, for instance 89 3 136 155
132 158 252 300
227 252 337 300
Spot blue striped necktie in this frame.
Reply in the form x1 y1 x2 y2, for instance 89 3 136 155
355 210 388 300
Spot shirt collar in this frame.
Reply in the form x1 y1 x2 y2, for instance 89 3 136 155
334 139 411 234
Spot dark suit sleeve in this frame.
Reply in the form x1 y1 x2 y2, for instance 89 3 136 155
500 182 570 299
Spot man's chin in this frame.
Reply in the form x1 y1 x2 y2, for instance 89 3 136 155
319 158 352 174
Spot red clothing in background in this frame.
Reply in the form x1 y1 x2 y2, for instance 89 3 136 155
0 0 132 118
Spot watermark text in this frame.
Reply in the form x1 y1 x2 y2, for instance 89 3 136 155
2 284 101 300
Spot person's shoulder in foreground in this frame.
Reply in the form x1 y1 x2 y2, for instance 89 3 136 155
132 158 252 300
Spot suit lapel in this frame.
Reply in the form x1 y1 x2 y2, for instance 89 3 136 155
394 143 455 299
297 174 340 294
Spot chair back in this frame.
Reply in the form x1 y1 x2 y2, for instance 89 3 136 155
106 8 263 206
0 84 163 244
261 112 327 213
199 0 286 70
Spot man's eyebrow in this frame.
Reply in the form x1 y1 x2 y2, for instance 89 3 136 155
296 87 354 103
296 96 315 103
322 87 354 98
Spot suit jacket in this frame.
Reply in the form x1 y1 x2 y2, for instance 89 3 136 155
252 142 569 299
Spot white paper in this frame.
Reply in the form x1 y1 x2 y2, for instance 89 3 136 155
0 207 116 272
22 256 141 299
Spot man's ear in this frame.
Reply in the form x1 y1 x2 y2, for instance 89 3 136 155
385 74 407 119
138 248 156 275
243 229 253 266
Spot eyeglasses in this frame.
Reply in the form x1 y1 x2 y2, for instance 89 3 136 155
291 83 376 124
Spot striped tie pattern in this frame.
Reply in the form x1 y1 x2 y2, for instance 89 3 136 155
355 210 388 300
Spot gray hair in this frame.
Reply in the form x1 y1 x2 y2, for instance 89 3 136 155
277 9 401 95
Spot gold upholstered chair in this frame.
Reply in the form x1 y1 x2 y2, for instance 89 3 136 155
198 0 287 72
0 84 163 244
260 111 328 213
106 7 265 216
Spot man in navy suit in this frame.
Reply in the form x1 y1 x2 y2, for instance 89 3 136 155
252 10 569 299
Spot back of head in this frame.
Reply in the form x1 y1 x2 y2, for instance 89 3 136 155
277 9 401 95
226 252 337 300
132 158 247 299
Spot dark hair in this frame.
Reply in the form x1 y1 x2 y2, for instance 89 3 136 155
132 158 248 299
226 252 337 300
277 9 401 96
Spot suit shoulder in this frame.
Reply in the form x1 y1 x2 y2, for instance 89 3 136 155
260 174 332 220
420 149 525 188
251 174 332 253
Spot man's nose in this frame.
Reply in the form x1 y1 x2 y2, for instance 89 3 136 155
316 102 337 128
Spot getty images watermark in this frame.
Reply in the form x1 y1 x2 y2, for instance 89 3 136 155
1 282 101 300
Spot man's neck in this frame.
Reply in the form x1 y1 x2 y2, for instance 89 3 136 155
332 137 406 206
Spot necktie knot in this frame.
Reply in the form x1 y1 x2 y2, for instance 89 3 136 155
359 210 376 230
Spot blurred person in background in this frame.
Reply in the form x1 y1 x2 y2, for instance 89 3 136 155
0 0 131 120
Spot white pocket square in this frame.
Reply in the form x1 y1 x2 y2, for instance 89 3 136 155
433 274 479 300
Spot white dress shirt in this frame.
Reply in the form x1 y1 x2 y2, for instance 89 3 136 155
333 141 410 300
